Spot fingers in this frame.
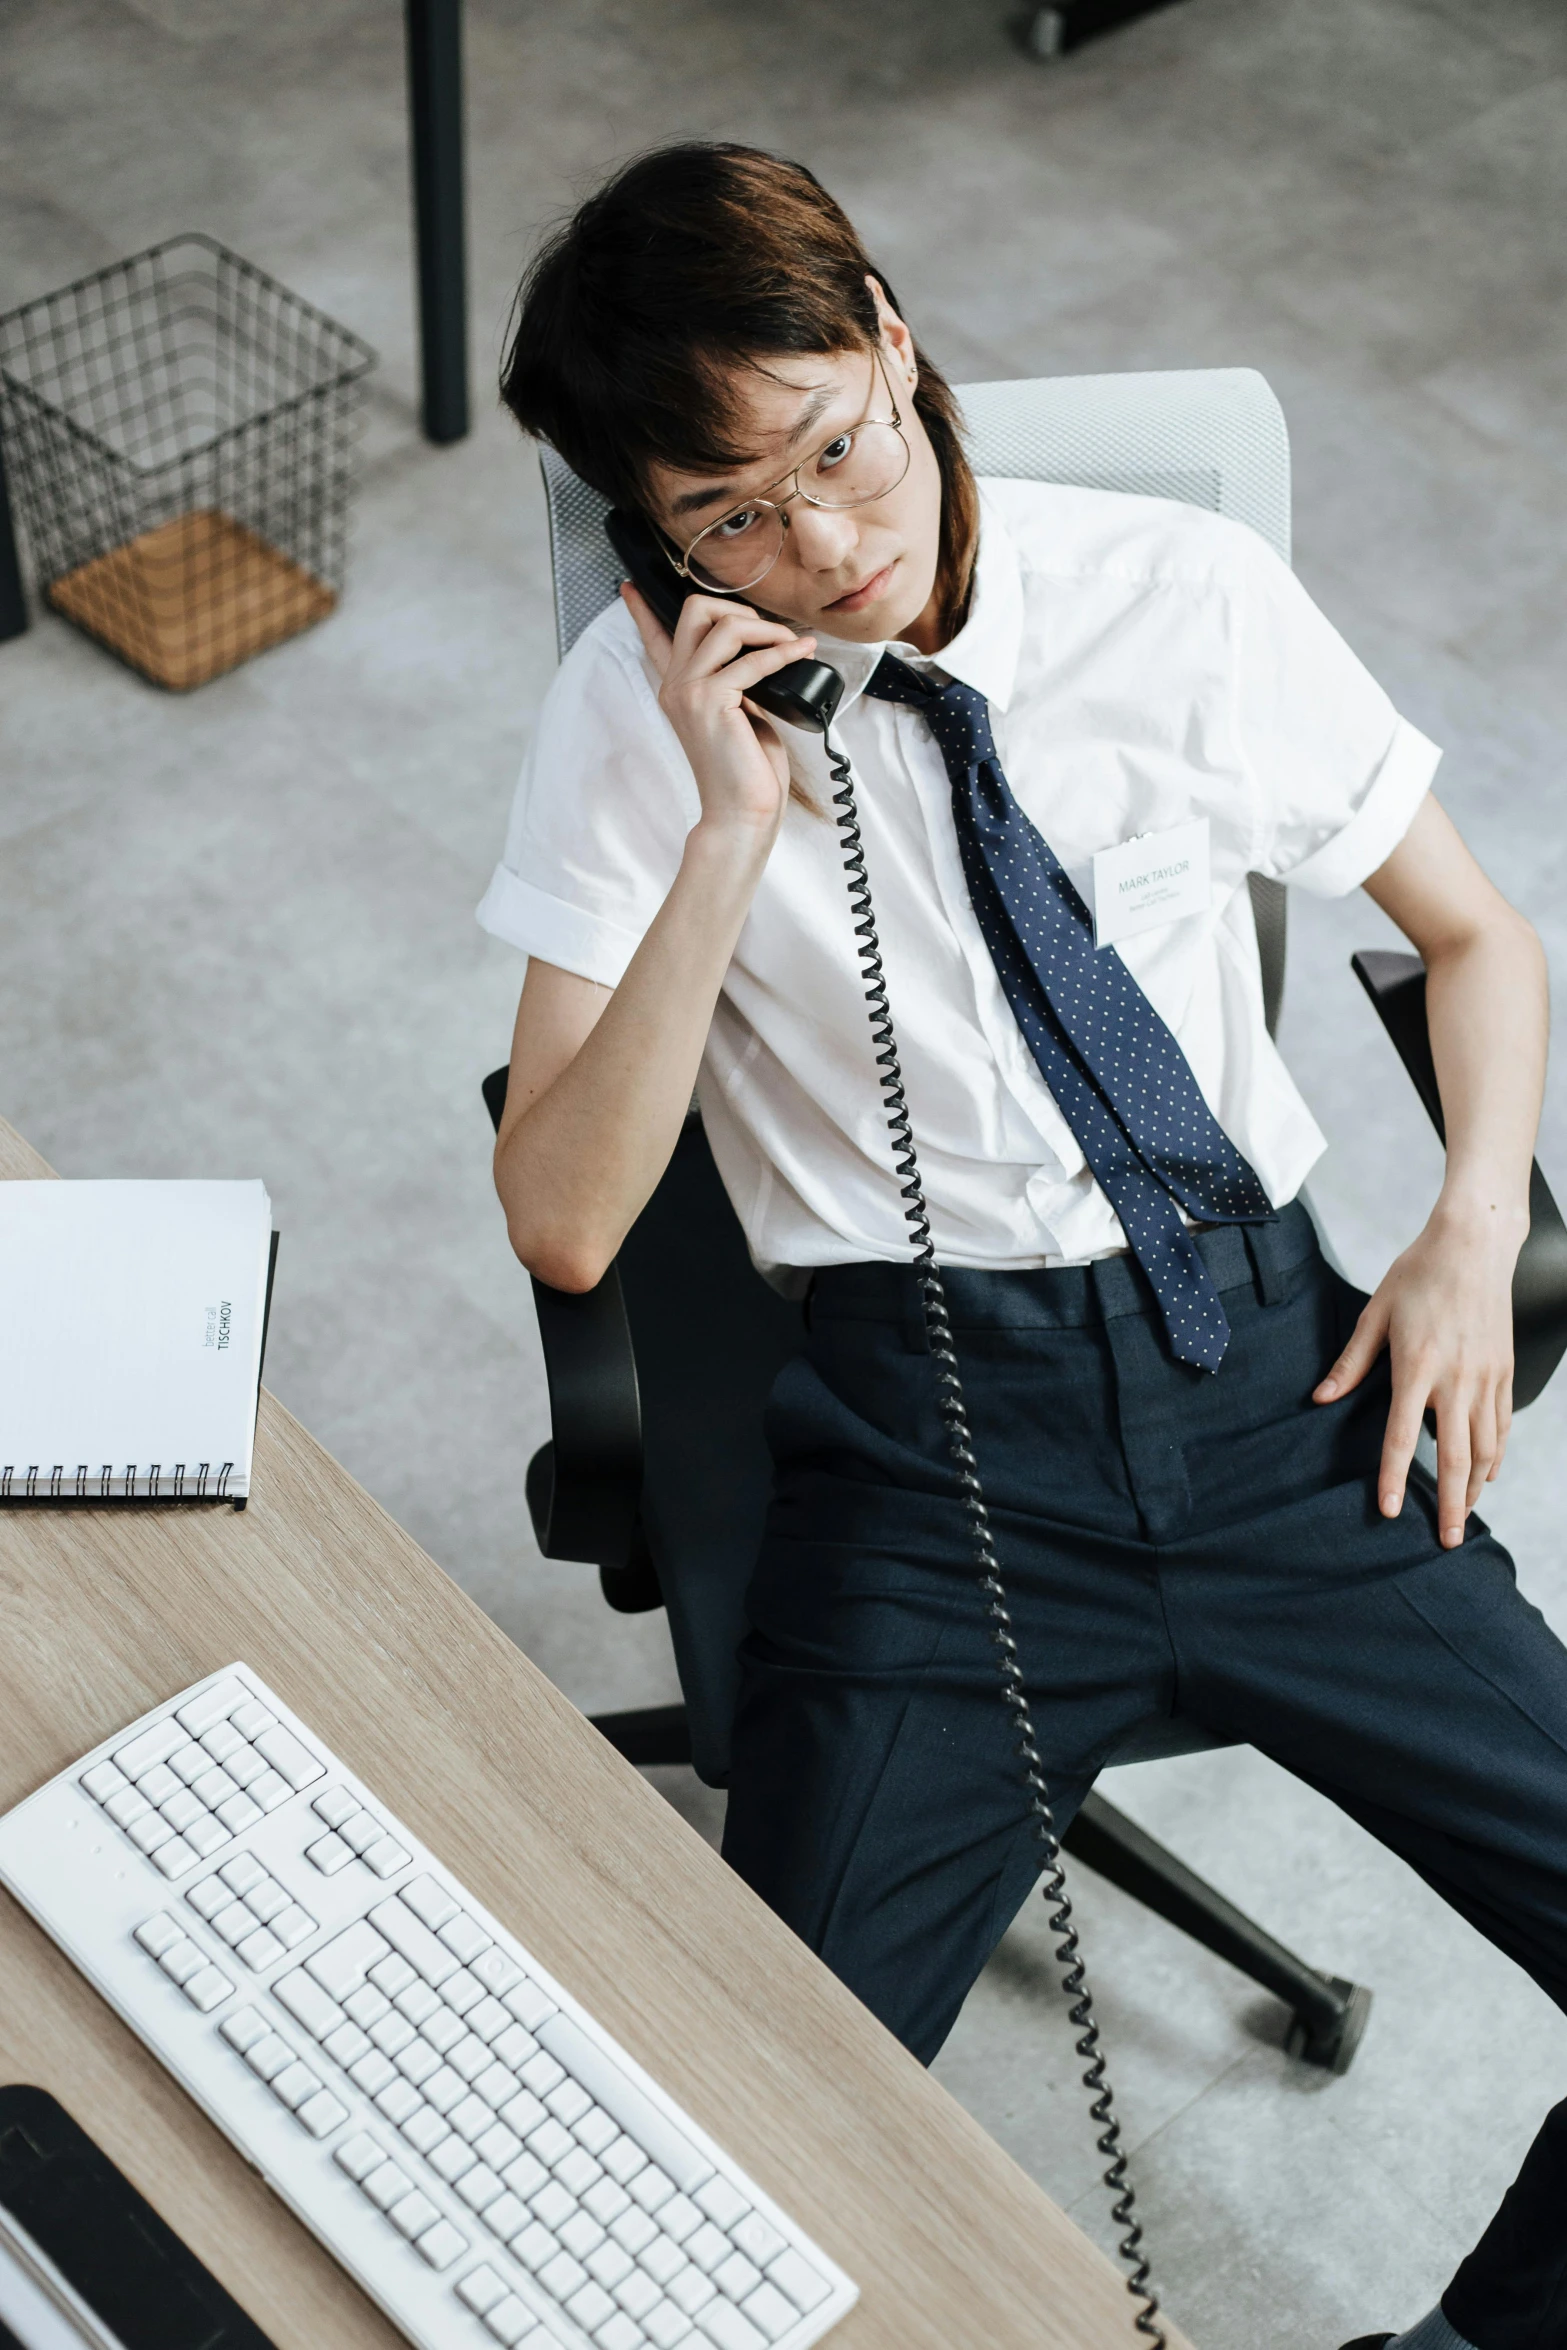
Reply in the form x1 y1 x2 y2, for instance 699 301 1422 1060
1376 1355 1429 1522
619 581 672 675
1431 1390 1473 1548
1313 1296 1388 1404
673 600 810 679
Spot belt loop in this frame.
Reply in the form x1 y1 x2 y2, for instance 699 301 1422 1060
1244 1220 1286 1308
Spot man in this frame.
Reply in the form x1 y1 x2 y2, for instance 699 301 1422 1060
481 140 1563 2347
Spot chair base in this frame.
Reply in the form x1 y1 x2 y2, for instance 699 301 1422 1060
588 1707 1371 2072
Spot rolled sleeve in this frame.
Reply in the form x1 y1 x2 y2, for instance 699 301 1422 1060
476 603 697 981
1238 533 1442 899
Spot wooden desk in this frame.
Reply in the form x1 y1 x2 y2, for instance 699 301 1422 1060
0 1115 1184 2349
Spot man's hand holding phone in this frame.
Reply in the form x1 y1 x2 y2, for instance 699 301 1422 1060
621 581 815 851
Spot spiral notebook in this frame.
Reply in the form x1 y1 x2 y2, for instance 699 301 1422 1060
0 1180 275 1504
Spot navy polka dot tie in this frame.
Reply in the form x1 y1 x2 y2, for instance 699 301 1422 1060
865 653 1274 1371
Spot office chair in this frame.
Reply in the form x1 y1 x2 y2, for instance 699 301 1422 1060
489 368 1567 2078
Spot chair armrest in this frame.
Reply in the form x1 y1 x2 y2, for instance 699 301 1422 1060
482 1064 646 1572
1351 951 1567 1409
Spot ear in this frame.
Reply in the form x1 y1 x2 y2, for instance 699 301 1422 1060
865 276 918 388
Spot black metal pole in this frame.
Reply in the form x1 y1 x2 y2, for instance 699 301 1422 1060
404 0 469 444
0 423 27 642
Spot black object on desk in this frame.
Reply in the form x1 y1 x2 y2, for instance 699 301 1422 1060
0 2086 274 2348
0 428 26 645
405 0 469 445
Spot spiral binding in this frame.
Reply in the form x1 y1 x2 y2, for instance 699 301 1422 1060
0 1462 231 1500
825 724 1163 2344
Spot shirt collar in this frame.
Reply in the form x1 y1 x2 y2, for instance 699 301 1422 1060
811 482 1024 720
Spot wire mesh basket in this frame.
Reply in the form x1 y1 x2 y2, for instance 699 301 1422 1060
0 235 376 690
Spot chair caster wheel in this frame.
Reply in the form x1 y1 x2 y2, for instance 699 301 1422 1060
1287 1978 1373 2074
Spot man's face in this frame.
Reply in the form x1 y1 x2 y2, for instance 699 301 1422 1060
641 309 946 652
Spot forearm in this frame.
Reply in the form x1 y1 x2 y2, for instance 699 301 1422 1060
1424 909 1546 1239
495 820 768 1287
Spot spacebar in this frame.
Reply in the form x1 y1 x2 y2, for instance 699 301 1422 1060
535 2014 713 2196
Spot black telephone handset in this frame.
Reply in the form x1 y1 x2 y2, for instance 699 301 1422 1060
605 507 844 735
602 506 1162 2338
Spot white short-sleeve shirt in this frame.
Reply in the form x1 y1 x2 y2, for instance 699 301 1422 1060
478 478 1439 1277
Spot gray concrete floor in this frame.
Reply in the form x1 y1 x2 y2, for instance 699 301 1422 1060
3 1 1566 2342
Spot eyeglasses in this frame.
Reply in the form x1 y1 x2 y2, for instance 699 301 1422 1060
672 354 911 595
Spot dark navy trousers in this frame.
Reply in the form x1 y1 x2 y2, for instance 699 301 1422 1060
722 1205 1567 2345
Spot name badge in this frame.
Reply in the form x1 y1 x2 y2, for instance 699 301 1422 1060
1092 818 1210 948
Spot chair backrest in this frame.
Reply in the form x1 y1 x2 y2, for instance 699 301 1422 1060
535 370 1297 1785
540 366 1292 1030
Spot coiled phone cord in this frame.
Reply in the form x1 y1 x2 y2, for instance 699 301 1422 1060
824 727 1164 2345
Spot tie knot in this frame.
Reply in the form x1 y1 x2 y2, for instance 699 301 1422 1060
864 655 996 771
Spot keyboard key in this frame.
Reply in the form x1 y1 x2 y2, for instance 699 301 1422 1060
423 2007 466 2055
370 2013 415 2058
253 1726 322 1789
105 1787 152 1829
630 2167 675 2217
694 2180 748 2233
667 2269 716 2317
114 1719 185 1778
394 1980 441 2027
457 2264 508 2315
332 2131 382 2182
729 2214 785 2269
429 2136 476 2185
322 2020 372 2068
640 2238 685 2288
275 1971 343 2039
611 2209 659 2258
474 2123 522 2171
296 2089 348 2138
511 2221 557 2273
449 2035 491 2085
538 2015 713 2198
695 2304 765 2350
200 1723 245 1764
575 2107 620 2159
245 2034 294 2083
271 2061 321 2111
190 1766 238 1810
764 2248 829 2314
451 2094 495 2143
685 2225 730 2276
538 2250 588 2302
186 1877 230 1922
219 1852 266 1896
546 2080 593 2130
599 2313 647 2350
659 2195 702 2245
472 1948 523 1997
566 2281 615 2333
167 1741 208 1785
273 1904 316 1950
397 2040 441 2088
236 1928 284 1971
738 2284 795 2343
400 1874 459 1931
344 1985 391 2030
224 1747 268 1791
525 2119 573 2168
483 2298 537 2347
438 1913 491 1965
518 2052 564 2099
160 1788 204 1834
555 2148 601 2198
81 1761 127 1803
423 2065 466 2116
502 2150 549 2201
219 2006 269 2054
134 1913 182 1958
583 2178 631 2227
152 1837 199 1879
560 2210 605 2262
158 1937 205 1986
416 2218 467 2271
363 1836 409 1878
307 1834 354 1876
361 2159 410 2212
501 1984 556 2038
601 2137 648 2187
445 1970 484 2019
712 2251 762 2302
401 2105 450 2156
339 1812 381 1856
468 1996 511 2046
530 2180 574 2232
475 2062 519 2110
184 1817 231 1859
312 1786 359 1829
215 1792 263 1835
587 2241 635 2291
369 1898 457 1987
480 2190 528 2240
243 1880 289 1925
251 1771 293 1813
498 2090 547 2140
374 2079 422 2126
128 1813 174 1856
184 1965 233 2013
176 1682 242 1736
455 2164 505 2213
229 1700 275 1739
369 1953 418 1999
643 2308 694 2350
306 1920 391 2001
137 1764 180 1807
349 2052 397 2096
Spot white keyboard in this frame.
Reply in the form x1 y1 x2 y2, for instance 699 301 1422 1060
0 1666 856 2350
